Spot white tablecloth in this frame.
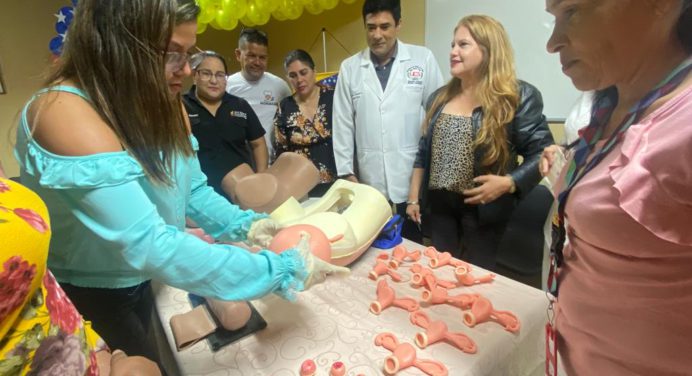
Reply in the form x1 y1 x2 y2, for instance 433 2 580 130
154 239 550 376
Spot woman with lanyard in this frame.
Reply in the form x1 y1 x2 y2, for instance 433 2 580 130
541 0 692 374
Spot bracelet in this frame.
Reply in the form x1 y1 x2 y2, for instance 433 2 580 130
406 200 419 205
506 175 517 194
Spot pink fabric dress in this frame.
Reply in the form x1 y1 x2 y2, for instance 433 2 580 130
556 86 692 375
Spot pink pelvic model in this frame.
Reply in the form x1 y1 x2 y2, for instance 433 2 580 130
269 224 333 262
374 333 448 376
369 279 420 315
421 286 479 310
409 263 428 286
369 260 403 282
423 247 469 269
299 359 317 376
463 295 521 333
409 311 477 354
410 265 456 290
329 361 346 376
388 244 422 269
454 265 495 286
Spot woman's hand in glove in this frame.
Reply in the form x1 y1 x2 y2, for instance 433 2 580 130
247 218 280 248
294 231 350 288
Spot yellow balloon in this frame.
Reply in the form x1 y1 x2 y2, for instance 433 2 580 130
209 17 223 30
216 8 239 30
222 0 248 19
198 6 216 24
305 1 323 15
272 8 289 21
240 14 256 27
318 0 338 10
256 0 280 13
197 22 209 34
341 0 357 4
247 3 272 25
283 0 304 20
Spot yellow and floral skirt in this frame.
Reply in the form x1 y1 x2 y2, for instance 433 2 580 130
0 178 105 375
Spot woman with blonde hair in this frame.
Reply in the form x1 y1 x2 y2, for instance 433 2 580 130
407 15 553 270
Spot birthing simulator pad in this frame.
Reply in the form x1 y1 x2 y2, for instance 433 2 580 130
270 179 392 266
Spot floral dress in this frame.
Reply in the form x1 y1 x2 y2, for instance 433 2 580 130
273 86 338 196
0 178 105 375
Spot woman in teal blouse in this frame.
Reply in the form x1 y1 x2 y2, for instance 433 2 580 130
13 0 346 367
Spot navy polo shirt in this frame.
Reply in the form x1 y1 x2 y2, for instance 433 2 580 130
183 86 265 200
371 42 398 91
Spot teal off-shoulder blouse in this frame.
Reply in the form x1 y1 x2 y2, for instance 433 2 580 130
14 85 306 301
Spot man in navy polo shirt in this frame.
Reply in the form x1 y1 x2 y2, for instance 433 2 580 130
183 51 268 202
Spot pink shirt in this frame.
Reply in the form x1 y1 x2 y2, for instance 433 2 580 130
556 86 692 375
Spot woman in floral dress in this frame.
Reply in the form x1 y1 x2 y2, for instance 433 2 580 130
274 49 338 197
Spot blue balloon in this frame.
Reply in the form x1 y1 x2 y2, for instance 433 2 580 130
59 6 74 23
55 21 68 34
49 5 75 55
49 36 63 55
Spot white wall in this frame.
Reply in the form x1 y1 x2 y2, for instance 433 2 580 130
425 0 580 121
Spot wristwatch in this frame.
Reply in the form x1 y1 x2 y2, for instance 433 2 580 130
406 200 419 205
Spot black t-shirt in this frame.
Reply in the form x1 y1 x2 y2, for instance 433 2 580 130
183 87 265 200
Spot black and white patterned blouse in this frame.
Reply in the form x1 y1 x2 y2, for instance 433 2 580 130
429 113 475 193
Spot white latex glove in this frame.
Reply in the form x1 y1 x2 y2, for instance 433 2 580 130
247 218 280 248
294 231 351 288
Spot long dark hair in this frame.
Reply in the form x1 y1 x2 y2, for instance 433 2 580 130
46 0 192 184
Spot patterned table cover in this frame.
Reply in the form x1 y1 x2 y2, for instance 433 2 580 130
154 239 549 376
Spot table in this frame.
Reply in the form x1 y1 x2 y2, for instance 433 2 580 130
154 239 550 375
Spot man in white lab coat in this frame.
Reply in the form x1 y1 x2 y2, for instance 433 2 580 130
333 0 444 242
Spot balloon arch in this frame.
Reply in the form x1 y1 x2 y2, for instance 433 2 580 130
50 0 358 54
197 0 358 34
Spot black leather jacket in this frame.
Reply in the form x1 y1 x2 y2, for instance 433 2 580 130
413 80 554 224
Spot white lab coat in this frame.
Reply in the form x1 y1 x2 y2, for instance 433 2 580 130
333 41 444 203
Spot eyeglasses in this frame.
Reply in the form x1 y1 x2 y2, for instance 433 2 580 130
164 46 206 72
196 69 227 82
165 51 193 72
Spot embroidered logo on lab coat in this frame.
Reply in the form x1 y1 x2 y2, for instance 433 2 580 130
406 66 425 85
